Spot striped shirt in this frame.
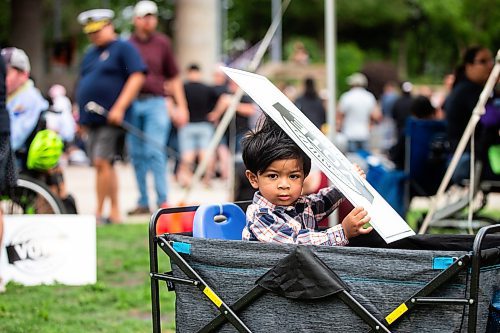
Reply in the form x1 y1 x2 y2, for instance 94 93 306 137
242 186 348 246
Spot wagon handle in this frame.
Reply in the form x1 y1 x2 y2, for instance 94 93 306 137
468 224 500 332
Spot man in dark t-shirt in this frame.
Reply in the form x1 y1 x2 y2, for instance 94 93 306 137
76 8 146 224
127 1 189 215
207 79 256 154
176 64 217 186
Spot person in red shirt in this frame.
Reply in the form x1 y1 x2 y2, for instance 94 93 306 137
127 1 189 215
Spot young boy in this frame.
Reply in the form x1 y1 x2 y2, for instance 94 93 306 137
241 116 372 246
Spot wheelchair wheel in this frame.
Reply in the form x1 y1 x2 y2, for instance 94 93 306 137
0 174 66 214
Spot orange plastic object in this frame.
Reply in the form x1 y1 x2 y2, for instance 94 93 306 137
156 205 196 235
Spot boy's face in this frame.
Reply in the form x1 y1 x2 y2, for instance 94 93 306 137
246 158 305 206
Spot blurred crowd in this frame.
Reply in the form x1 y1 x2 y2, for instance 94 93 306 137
0 1 498 226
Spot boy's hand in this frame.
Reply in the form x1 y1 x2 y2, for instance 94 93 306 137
353 163 366 179
341 207 373 239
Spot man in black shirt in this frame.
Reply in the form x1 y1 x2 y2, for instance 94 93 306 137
177 64 217 186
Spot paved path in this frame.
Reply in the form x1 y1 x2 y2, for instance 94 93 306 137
64 162 231 223
64 162 499 224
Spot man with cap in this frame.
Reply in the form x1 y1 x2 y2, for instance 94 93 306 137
1 47 49 154
337 72 379 152
76 8 146 224
127 0 189 215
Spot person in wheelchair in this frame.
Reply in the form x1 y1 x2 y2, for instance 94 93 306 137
1 47 47 156
1 47 77 213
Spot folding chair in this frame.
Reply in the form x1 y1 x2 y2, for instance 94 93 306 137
404 118 499 231
192 203 246 240
404 117 448 211
355 149 406 217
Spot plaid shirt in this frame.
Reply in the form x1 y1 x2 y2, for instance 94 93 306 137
242 186 348 246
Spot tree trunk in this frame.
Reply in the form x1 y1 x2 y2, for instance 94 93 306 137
10 0 45 89
174 0 218 82
397 34 408 80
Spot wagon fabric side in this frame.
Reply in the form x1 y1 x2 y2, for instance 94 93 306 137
165 234 499 332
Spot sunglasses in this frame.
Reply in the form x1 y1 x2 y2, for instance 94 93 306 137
473 58 493 65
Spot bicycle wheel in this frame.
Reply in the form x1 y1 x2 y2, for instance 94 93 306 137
0 174 66 214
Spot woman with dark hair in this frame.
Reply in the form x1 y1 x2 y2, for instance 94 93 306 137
443 46 494 184
294 77 326 130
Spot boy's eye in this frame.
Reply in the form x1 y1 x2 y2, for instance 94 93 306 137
290 174 301 180
268 174 278 180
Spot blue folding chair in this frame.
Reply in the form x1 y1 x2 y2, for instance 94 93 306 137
404 118 448 208
192 203 246 240
366 163 407 217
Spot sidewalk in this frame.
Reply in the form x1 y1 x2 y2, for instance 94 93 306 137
64 162 232 223
64 162 499 224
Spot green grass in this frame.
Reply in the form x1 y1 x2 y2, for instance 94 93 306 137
0 223 175 333
406 208 500 234
1 210 497 332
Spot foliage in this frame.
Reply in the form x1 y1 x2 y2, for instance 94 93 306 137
335 43 365 94
283 36 323 63
227 0 499 83
1 0 499 85
0 223 175 333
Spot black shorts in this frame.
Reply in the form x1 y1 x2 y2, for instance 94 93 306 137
85 126 125 163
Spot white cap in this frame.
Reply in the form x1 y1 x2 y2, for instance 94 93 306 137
77 9 115 34
401 81 413 93
346 72 368 87
1 47 30 73
48 84 67 98
134 1 158 17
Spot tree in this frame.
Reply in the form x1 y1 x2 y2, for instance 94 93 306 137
9 0 45 83
227 0 499 82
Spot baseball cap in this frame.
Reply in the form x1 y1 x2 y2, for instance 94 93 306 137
346 72 368 87
77 9 114 34
134 1 158 17
48 84 67 99
401 81 413 93
1 47 31 72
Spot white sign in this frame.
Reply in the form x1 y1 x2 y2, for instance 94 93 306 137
0 215 96 286
222 67 415 243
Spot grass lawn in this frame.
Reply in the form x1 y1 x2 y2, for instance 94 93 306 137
406 208 500 233
1 208 497 332
0 223 176 333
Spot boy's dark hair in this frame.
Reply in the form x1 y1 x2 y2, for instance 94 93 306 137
242 115 311 176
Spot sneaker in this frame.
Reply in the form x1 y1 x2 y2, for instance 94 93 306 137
127 206 151 216
96 216 112 225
